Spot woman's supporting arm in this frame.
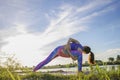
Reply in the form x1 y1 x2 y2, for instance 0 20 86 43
70 50 83 72
77 55 82 72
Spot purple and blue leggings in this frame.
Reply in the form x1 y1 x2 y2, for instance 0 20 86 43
33 46 82 72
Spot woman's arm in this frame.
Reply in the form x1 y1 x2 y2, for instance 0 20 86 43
67 38 80 44
77 55 82 72
66 38 80 60
66 38 80 51
64 45 77 60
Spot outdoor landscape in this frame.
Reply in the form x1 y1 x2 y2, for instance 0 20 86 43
0 55 120 80
0 0 120 80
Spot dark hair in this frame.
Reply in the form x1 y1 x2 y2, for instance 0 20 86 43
83 46 91 54
89 51 95 64
83 46 95 64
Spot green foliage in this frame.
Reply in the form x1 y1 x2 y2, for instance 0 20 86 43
116 55 120 61
0 55 120 80
0 65 120 80
108 57 114 63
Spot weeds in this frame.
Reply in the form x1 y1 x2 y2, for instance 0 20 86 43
0 66 120 80
0 57 120 80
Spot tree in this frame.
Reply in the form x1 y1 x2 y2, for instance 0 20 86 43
116 55 120 61
95 60 103 64
108 57 114 62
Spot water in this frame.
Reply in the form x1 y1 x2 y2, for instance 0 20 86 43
16 65 119 75
38 65 119 72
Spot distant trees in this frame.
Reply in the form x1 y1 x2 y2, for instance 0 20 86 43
107 55 120 65
116 55 120 61
95 60 103 65
43 55 120 69
90 55 120 65
115 55 120 64
108 55 120 62
108 57 114 63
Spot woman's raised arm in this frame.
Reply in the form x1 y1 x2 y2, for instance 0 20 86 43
67 38 80 44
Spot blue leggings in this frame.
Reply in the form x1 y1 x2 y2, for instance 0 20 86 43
33 46 82 72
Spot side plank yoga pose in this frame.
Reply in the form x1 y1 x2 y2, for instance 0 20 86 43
33 38 95 72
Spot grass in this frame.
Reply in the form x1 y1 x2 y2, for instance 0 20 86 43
0 65 120 80
1 56 120 80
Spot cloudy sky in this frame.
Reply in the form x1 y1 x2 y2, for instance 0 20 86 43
0 0 120 67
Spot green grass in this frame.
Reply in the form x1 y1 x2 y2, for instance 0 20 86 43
0 65 120 80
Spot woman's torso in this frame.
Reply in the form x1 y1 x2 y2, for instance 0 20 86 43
57 46 70 57
70 43 83 50
57 43 83 57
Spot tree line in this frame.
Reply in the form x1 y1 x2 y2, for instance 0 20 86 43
43 55 120 69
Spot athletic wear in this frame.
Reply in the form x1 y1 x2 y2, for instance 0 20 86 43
33 46 82 72
70 43 83 50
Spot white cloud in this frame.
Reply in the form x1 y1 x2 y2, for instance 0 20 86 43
96 48 120 61
0 26 19 49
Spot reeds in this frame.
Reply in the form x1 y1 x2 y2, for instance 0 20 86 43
0 65 120 80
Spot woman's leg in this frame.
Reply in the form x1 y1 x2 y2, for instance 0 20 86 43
71 51 82 72
33 46 61 71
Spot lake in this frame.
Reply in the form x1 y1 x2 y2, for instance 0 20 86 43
38 65 119 73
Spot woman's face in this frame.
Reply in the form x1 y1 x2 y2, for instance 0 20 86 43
82 51 87 54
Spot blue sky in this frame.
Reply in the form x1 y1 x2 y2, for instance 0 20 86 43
0 0 120 67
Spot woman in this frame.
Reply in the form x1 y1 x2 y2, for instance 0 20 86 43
33 38 95 72
65 38 95 64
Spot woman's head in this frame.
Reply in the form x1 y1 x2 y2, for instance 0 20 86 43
83 46 95 64
83 46 91 54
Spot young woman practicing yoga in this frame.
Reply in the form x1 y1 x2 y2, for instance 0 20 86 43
33 38 95 72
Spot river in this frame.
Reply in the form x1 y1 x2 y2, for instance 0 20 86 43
38 65 119 73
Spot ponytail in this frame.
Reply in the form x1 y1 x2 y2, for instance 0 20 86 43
88 51 95 64
83 46 95 64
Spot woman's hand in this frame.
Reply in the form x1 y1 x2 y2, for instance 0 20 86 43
71 56 77 61
68 38 80 44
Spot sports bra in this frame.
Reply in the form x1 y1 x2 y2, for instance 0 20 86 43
70 43 83 50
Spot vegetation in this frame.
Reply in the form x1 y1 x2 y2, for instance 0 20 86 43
43 55 120 69
0 64 120 80
0 55 120 80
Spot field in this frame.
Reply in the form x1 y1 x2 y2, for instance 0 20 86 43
0 65 120 80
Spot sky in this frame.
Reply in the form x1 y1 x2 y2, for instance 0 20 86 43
0 0 120 67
